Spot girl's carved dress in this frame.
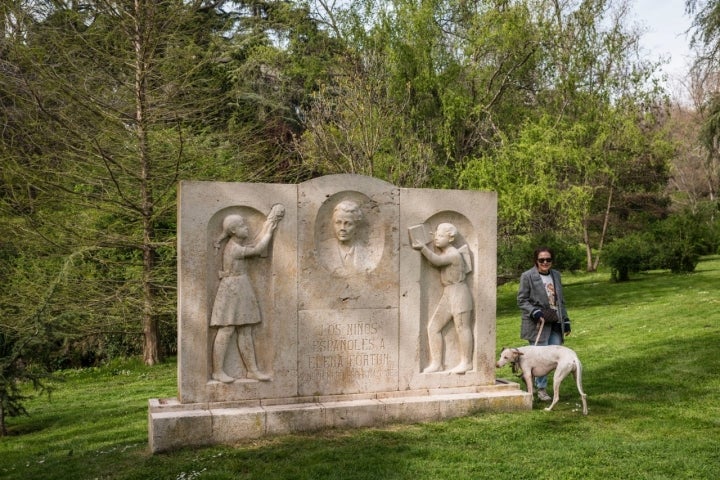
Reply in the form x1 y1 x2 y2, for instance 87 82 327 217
211 241 262 328
210 205 284 383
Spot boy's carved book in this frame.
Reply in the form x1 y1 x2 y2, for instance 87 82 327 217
408 224 431 249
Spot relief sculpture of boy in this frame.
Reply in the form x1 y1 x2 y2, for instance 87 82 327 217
210 204 285 383
411 223 474 374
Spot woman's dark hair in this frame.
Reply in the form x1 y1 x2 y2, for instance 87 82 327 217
533 246 555 263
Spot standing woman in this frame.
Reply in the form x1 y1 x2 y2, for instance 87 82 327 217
517 247 572 401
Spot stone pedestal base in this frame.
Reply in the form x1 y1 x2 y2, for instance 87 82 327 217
148 381 530 453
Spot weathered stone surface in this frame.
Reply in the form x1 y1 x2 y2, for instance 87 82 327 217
149 174 529 453
297 308 399 395
148 409 213 453
176 181 298 404
148 389 531 452
399 186 498 390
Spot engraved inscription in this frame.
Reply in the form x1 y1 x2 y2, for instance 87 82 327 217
298 310 398 395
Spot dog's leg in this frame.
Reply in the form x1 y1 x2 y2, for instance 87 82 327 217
522 371 534 398
573 359 588 415
545 364 571 412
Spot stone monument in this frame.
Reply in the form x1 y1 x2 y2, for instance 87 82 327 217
148 174 530 453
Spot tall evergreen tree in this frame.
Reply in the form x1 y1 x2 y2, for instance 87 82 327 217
1 0 246 364
1 0 344 366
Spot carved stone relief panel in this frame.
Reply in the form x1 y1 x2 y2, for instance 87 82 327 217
410 212 475 375
298 176 399 312
297 175 400 396
177 177 496 404
177 181 297 404
398 188 497 391
206 205 284 384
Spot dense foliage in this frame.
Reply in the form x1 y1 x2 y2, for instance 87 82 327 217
602 206 719 281
0 323 51 435
0 0 718 393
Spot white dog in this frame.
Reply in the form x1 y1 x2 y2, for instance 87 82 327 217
496 345 588 415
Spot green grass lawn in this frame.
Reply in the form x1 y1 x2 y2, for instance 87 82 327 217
2 257 720 479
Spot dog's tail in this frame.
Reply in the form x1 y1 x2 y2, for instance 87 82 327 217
573 358 589 415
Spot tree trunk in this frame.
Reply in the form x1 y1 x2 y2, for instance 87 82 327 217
583 222 594 272
582 181 614 272
135 0 160 365
0 401 6 436
592 182 614 271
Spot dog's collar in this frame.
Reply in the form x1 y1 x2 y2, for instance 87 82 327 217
510 359 523 377
510 348 525 377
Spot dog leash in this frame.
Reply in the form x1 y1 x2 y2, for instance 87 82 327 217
533 317 545 346
533 270 567 346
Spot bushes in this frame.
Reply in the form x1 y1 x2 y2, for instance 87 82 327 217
0 327 51 436
497 232 584 281
603 232 657 281
1 244 178 371
499 207 718 283
652 215 703 273
603 209 718 280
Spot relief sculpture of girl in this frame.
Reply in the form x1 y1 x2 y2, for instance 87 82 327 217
210 204 284 383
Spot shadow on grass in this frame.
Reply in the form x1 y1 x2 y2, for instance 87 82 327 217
496 271 685 317
567 256 720 310
566 273 716 310
582 330 719 416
